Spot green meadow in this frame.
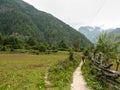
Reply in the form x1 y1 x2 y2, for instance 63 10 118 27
0 52 69 90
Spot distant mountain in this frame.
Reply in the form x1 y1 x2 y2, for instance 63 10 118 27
0 0 92 47
78 26 120 43
78 26 102 43
111 28 120 34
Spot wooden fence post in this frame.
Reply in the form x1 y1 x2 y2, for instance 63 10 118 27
116 59 120 71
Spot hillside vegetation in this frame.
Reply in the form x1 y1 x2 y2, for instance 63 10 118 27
0 0 92 48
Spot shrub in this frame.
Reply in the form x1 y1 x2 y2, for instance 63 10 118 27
69 50 74 61
0 46 8 51
32 43 47 52
29 50 39 55
83 48 89 56
3 36 22 49
38 44 46 52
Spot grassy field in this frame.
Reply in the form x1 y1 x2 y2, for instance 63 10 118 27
0 52 69 90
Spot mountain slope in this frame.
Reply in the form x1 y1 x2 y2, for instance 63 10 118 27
0 0 92 47
0 0 44 40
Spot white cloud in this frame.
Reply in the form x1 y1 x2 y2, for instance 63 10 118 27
23 0 120 29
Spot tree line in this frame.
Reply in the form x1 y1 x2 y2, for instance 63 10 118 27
0 34 83 53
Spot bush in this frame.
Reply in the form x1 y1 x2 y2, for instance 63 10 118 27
0 46 9 51
29 50 39 55
33 43 47 52
51 46 58 53
69 50 74 61
38 44 46 52
52 50 58 53
10 48 14 52
83 48 89 56
3 36 22 49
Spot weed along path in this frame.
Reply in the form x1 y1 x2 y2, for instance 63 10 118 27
71 61 89 90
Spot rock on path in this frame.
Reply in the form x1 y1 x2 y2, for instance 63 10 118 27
71 61 90 90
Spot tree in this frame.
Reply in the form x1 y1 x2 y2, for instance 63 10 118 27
38 43 47 52
73 39 80 52
94 32 120 64
27 37 37 46
3 35 21 49
0 34 3 46
58 40 69 50
69 50 74 61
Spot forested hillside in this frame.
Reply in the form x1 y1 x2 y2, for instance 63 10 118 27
0 0 92 48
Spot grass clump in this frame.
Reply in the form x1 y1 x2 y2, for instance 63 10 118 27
48 52 81 89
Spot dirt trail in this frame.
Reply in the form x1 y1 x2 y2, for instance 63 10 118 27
71 61 90 90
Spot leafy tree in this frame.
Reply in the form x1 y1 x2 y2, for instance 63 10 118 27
0 34 3 45
73 38 80 52
38 43 47 52
0 46 8 51
27 37 37 46
83 48 89 56
58 40 69 50
3 35 21 49
69 50 74 61
95 31 120 58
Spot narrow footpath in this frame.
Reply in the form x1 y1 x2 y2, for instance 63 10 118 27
71 61 90 90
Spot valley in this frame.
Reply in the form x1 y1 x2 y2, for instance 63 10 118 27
0 0 120 90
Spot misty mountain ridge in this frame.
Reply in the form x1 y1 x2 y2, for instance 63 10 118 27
78 26 119 43
78 26 102 43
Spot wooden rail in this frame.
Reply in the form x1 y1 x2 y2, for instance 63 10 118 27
88 54 120 79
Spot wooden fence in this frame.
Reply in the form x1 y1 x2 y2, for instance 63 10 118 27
88 53 120 89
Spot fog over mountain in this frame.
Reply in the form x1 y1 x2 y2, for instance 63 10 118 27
78 26 102 43
78 26 118 43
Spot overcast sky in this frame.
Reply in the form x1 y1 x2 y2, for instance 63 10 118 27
23 0 120 30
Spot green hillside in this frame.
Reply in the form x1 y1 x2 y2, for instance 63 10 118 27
0 0 92 47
